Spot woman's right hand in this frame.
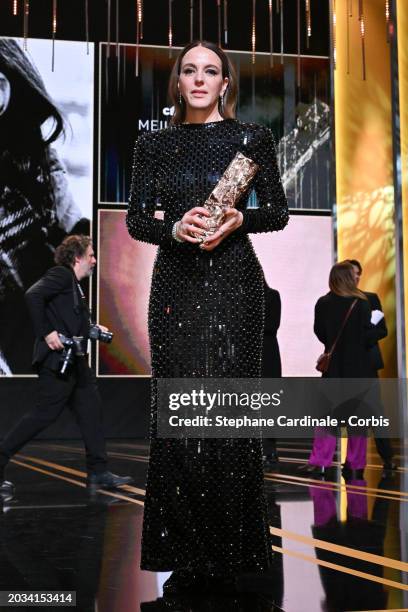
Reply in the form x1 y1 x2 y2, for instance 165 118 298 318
176 207 212 243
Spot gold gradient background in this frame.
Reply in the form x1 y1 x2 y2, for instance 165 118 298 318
397 0 408 374
334 0 397 376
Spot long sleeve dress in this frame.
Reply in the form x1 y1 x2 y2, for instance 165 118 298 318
126 118 289 576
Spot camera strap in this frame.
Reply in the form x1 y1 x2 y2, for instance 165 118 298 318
72 273 92 321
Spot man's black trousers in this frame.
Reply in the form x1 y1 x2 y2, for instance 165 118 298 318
0 357 107 474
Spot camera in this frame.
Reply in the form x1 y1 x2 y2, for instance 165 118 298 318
58 334 75 375
89 324 113 344
58 334 89 375
57 326 113 375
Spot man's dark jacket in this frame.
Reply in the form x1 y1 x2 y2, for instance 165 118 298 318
364 291 387 371
24 266 89 371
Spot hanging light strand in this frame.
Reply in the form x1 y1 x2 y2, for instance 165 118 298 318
168 0 173 57
385 0 390 42
135 0 140 76
116 0 120 88
305 0 311 47
346 0 350 73
116 0 119 56
297 0 301 87
107 0 111 59
12 0 18 16
51 0 57 71
269 0 274 68
217 0 221 47
223 0 228 46
190 0 194 41
85 0 89 55
332 0 336 71
358 0 366 80
199 0 203 40
348 0 352 17
23 0 29 50
280 0 284 64
252 0 256 64
138 0 143 39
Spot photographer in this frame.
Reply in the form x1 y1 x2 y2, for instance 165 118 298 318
0 235 132 491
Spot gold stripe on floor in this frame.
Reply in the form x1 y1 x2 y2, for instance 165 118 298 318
265 472 408 502
272 546 408 592
268 474 407 504
38 443 149 462
271 527 408 573
10 458 144 506
15 453 146 496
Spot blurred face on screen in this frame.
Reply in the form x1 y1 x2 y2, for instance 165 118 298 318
178 46 228 117
351 264 361 286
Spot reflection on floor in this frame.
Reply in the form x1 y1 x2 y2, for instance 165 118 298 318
0 439 406 611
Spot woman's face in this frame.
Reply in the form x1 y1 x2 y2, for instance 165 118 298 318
178 46 228 114
0 71 11 116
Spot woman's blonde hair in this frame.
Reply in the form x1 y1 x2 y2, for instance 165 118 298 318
329 261 367 300
168 40 237 126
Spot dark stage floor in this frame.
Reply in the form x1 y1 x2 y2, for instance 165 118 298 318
0 439 406 611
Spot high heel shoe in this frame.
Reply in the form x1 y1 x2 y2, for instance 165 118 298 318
297 464 326 477
341 463 364 480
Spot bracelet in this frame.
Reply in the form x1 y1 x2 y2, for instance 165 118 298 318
172 221 184 243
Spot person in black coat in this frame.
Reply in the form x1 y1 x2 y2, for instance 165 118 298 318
261 280 282 467
0 235 132 492
299 261 386 477
348 259 396 475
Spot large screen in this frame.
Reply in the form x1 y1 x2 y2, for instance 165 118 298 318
99 44 332 210
0 39 332 377
0 38 94 375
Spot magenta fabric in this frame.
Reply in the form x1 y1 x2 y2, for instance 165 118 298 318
309 485 337 526
345 436 367 469
308 428 337 467
308 428 367 468
346 479 368 519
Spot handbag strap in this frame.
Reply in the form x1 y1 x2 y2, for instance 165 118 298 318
327 299 358 357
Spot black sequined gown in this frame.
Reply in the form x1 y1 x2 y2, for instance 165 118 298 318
126 118 289 575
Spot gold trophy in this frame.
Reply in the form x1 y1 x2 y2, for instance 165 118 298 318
198 152 259 237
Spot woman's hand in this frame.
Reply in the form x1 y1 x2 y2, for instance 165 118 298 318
176 207 212 243
199 209 243 251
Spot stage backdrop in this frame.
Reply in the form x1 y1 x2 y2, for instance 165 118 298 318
96 43 333 378
1 39 333 410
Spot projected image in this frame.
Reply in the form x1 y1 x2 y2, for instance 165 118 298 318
0 38 94 375
97 210 332 377
99 44 331 209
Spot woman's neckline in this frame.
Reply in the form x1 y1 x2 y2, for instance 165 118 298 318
178 118 236 128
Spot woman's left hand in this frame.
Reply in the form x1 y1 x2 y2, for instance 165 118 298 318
199 209 243 251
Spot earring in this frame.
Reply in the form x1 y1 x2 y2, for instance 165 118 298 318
179 92 183 105
219 93 225 113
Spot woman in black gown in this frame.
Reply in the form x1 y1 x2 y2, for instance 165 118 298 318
126 40 289 589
